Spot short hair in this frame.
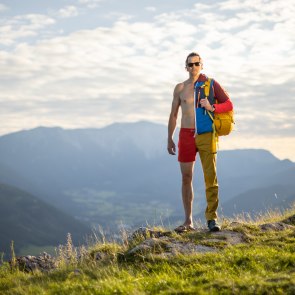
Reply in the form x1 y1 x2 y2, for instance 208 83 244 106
185 52 202 66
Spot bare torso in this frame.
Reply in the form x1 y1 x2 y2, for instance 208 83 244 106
177 79 195 128
167 56 203 155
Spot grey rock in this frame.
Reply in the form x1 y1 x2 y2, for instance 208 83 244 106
281 214 295 226
194 245 217 253
10 252 57 273
128 243 152 256
127 235 217 258
130 227 172 240
211 230 244 245
259 222 294 231
126 227 248 259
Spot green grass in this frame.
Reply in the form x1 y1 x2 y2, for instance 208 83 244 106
1 208 295 294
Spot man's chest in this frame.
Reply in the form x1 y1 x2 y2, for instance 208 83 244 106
180 85 194 105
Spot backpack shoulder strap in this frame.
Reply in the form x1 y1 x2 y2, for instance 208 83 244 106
204 77 214 98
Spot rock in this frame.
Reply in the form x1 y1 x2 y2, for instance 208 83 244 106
166 241 216 255
127 237 169 255
129 227 172 240
126 235 217 259
125 227 247 260
210 230 245 245
128 243 153 256
281 214 295 226
10 252 57 273
194 245 217 253
259 222 295 231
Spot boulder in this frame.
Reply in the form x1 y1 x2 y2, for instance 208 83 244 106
10 252 57 273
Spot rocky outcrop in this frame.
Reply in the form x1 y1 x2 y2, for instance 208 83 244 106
122 218 295 260
10 252 57 273
126 236 217 258
9 214 295 272
130 227 172 240
259 222 294 231
281 214 295 226
122 226 245 260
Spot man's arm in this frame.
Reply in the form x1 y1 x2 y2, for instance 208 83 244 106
167 83 181 155
212 80 233 113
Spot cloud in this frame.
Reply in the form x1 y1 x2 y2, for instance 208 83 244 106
145 7 156 12
58 6 79 18
0 14 55 46
103 12 134 21
0 0 294 150
78 0 104 8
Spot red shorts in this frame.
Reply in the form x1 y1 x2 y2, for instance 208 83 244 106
178 128 198 162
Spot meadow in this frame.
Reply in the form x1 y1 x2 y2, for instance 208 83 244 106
0 208 294 295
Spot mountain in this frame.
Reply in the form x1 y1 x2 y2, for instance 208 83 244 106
0 183 89 256
220 184 295 218
216 149 294 202
0 121 294 230
0 122 180 228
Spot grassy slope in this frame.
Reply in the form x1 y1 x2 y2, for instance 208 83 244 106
0 183 89 256
0 208 294 295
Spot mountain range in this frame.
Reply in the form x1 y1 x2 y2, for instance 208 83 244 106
0 183 88 257
0 121 294 254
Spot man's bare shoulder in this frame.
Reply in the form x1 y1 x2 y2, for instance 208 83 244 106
174 79 190 94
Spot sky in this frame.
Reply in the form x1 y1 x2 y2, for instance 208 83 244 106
0 0 295 161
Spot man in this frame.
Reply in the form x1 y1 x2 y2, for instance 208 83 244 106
167 52 233 232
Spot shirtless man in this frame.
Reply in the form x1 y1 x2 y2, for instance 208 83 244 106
167 52 233 232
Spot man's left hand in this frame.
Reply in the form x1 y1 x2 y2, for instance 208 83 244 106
200 98 212 111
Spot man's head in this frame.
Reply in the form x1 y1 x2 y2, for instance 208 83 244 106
185 52 203 72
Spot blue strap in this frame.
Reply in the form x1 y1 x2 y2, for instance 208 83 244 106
194 81 205 88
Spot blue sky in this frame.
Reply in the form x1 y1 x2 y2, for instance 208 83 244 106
0 0 295 160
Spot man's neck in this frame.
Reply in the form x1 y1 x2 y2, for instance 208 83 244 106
188 73 201 83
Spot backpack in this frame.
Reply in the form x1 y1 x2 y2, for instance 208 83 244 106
204 78 235 137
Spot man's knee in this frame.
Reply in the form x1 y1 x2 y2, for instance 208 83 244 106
182 172 193 184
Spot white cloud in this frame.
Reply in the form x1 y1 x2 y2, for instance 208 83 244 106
0 14 55 46
103 12 134 21
145 6 156 12
78 0 104 8
58 6 79 18
0 0 295 161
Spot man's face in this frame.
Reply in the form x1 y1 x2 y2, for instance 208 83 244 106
186 56 202 74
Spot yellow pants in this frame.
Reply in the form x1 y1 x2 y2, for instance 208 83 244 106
195 132 218 220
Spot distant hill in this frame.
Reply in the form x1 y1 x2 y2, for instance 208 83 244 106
0 121 294 231
220 184 295 218
0 183 90 256
0 122 180 228
215 149 294 202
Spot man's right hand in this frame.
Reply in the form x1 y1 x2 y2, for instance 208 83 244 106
167 139 176 155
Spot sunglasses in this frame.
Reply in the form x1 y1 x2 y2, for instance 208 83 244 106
187 62 201 67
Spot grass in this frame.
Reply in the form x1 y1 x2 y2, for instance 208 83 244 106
0 207 295 294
